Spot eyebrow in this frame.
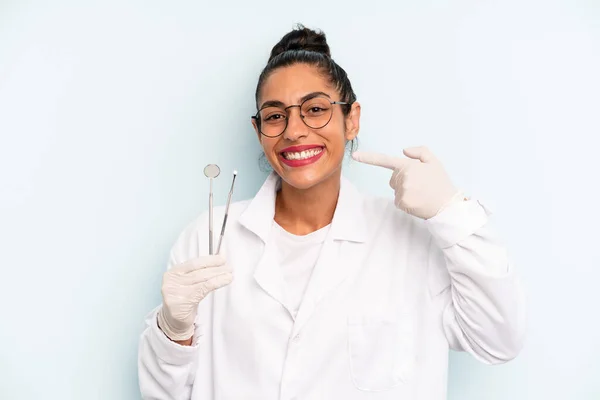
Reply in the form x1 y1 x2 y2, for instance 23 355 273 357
259 91 332 110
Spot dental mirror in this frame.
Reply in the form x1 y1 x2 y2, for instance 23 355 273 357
204 164 220 254
203 164 220 179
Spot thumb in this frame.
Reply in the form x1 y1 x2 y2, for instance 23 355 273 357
351 151 410 171
402 146 437 163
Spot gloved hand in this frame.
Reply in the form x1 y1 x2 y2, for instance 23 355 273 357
157 255 233 341
352 146 463 220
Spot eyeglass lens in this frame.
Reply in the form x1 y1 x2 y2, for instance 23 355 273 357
258 96 335 137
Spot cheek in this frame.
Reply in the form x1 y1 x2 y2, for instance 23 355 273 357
325 124 348 154
261 138 280 159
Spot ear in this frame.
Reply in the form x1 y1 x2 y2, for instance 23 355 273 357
251 117 262 143
344 102 361 141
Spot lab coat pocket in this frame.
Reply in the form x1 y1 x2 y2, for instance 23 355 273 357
347 313 415 392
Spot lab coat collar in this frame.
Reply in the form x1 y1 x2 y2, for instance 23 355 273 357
238 172 367 243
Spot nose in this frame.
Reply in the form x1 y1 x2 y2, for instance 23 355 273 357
283 106 308 141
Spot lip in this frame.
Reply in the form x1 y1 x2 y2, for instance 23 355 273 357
279 146 325 168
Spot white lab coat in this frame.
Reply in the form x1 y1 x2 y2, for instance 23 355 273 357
138 172 526 400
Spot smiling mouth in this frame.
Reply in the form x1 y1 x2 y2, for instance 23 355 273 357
281 147 324 160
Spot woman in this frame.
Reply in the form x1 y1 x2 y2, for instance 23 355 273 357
138 25 526 400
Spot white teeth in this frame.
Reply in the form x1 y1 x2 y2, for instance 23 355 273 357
283 148 323 160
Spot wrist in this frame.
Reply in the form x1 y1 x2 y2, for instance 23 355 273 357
436 191 466 215
157 307 195 344
173 337 193 346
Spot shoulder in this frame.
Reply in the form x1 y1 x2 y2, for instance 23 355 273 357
359 192 430 240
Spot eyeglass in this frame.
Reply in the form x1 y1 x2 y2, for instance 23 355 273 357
252 95 350 138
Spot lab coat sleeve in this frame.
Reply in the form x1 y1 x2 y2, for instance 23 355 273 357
138 218 206 400
425 199 527 364
138 305 201 399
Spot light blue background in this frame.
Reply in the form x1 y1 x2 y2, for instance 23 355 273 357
1 1 598 399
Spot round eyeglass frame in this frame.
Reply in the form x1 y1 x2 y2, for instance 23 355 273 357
252 96 350 138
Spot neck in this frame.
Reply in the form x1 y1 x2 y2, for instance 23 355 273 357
274 169 341 236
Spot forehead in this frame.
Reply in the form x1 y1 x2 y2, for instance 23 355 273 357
259 63 334 105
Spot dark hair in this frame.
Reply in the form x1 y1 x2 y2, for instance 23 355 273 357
255 24 358 167
256 24 356 117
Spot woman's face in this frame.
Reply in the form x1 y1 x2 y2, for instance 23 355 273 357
252 63 361 190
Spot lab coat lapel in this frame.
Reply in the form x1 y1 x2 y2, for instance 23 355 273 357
238 173 287 308
238 172 279 244
292 176 368 336
253 239 287 309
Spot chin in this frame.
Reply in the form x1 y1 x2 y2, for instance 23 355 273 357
283 175 321 190
278 165 341 191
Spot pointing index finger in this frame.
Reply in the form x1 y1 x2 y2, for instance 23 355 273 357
351 151 409 170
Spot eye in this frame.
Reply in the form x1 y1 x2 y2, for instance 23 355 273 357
302 98 331 116
264 112 286 122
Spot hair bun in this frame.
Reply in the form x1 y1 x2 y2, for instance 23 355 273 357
268 24 331 61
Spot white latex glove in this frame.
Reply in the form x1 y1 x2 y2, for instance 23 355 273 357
157 255 232 341
352 146 463 219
